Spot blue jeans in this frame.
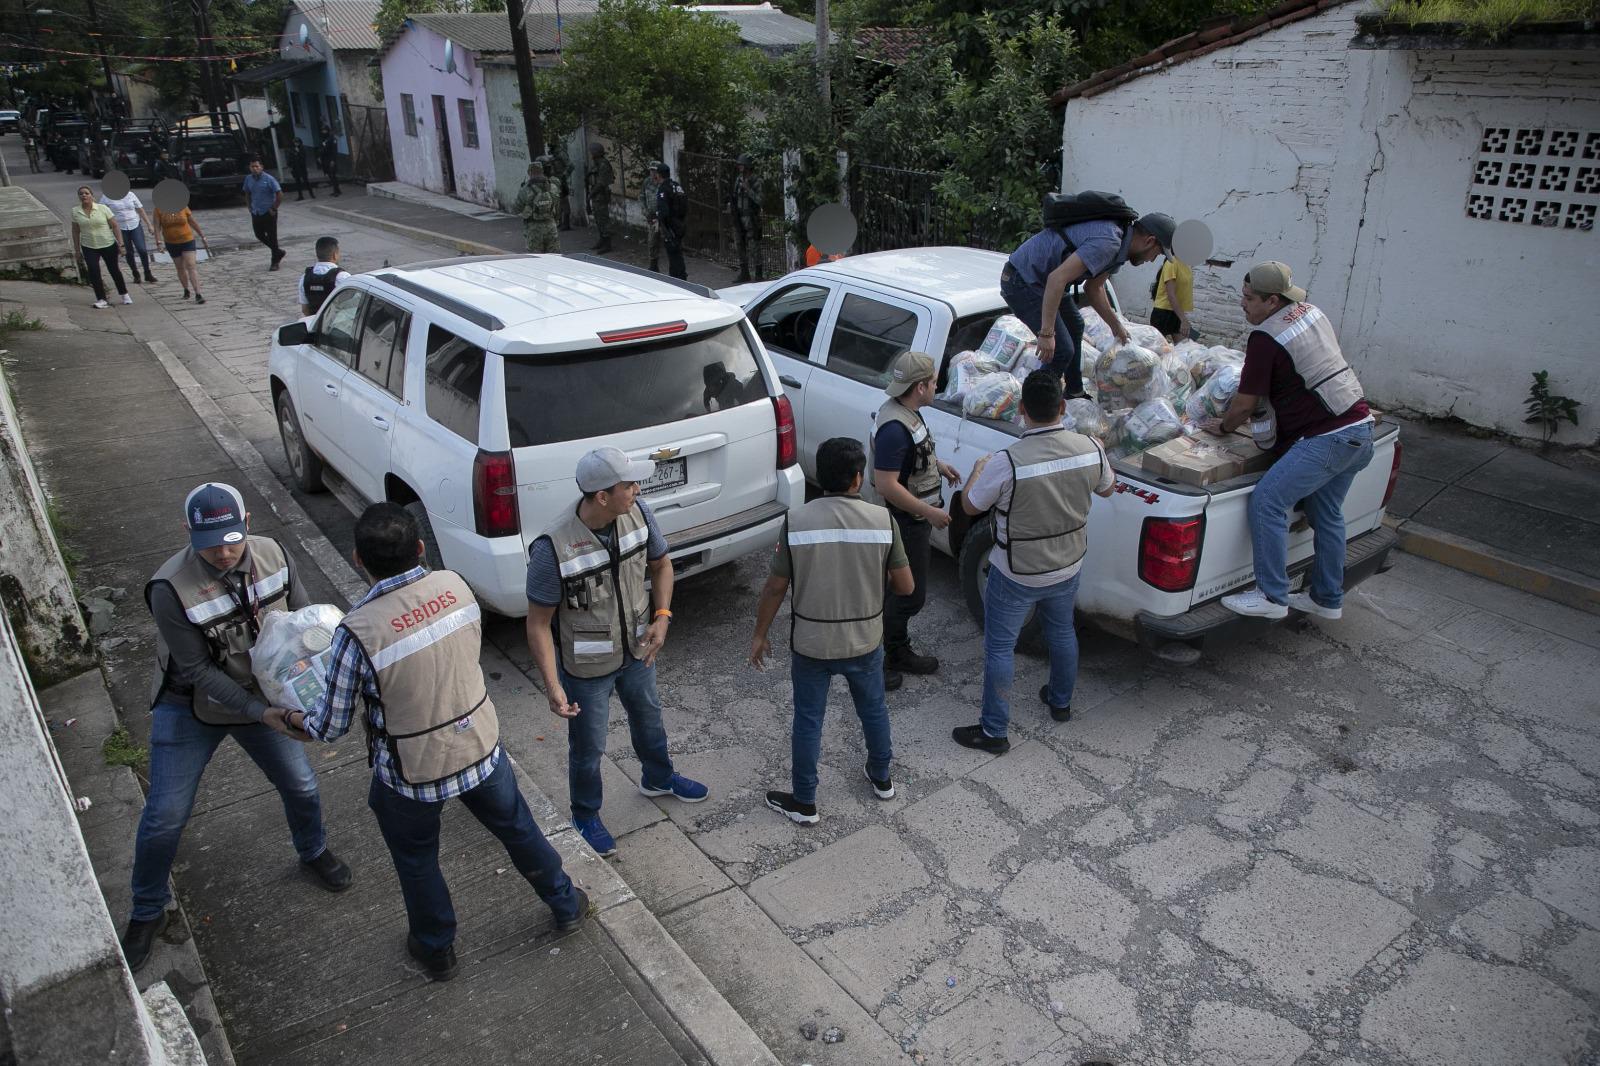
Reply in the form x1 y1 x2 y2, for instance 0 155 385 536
1001 269 1085 395
368 754 578 952
790 648 893 805
130 702 325 921
121 224 150 274
560 653 674 821
1248 422 1376 608
981 568 1081 738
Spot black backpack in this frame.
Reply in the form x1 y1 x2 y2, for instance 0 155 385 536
1041 190 1139 230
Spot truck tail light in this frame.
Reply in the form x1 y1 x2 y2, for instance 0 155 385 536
773 394 797 469
1381 441 1403 509
183 159 195 180
1139 515 1204 593
472 449 520 538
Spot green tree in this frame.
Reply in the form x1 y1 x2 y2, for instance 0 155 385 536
538 0 760 158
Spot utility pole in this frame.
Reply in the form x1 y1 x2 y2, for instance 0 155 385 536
506 0 545 160
815 0 830 122
80 0 115 110
189 0 220 125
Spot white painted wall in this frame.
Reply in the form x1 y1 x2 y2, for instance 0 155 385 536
1061 5 1600 443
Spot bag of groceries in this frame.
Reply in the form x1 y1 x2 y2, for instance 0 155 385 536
1064 396 1110 439
1119 398 1184 454
978 315 1036 372
1081 310 1119 354
940 351 1004 403
1125 321 1171 353
963 371 1023 421
1095 343 1170 410
1184 362 1243 423
250 604 344 714
1187 345 1245 391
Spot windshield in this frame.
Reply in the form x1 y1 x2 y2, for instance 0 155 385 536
502 323 769 449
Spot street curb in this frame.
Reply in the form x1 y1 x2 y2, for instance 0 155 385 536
1385 515 1600 617
304 203 507 257
141 336 780 1065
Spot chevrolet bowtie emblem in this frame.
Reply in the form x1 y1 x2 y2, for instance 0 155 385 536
650 448 681 460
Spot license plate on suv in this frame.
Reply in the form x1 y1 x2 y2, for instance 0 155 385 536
641 457 687 495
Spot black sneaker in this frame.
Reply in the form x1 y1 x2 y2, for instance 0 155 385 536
143 270 156 284
407 934 458 982
194 294 206 305
884 667 904 692
555 887 590 934
120 911 169 972
886 646 939 675
302 848 353 892
864 764 894 800
1040 684 1072 723
952 724 1010 754
765 790 819 824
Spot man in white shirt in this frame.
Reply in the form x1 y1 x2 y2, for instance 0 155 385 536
953 370 1115 754
100 186 157 285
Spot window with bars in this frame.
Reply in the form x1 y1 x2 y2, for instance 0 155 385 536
1466 126 1597 233
401 93 418 138
458 99 479 149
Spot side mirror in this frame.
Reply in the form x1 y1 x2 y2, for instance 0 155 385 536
278 321 311 346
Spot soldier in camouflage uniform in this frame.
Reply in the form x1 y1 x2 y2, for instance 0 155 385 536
513 160 561 254
640 161 664 273
546 142 573 230
586 142 614 254
728 153 763 283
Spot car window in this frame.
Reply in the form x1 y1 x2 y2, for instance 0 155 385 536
423 326 485 444
823 293 919 388
748 283 829 359
502 323 767 449
356 299 408 396
314 288 364 366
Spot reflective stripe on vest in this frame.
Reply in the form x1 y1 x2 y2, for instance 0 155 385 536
369 601 482 671
183 565 289 625
543 504 652 678
787 528 895 547
787 496 893 660
997 429 1101 576
1258 301 1364 419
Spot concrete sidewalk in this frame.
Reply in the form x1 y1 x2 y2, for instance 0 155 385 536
0 291 775 1065
1385 414 1600 615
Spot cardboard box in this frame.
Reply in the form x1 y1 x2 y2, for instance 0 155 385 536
1139 432 1274 486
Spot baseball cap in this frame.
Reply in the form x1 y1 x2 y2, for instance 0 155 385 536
884 351 936 397
184 483 248 549
1246 260 1308 303
1135 212 1176 254
576 446 656 493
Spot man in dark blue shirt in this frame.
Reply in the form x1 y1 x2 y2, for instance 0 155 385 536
241 157 285 271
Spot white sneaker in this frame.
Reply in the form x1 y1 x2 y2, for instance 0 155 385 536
1221 589 1288 618
93 299 109 308
121 293 134 305
1288 591 1342 620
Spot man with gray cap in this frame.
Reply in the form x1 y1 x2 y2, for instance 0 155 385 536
1212 261 1372 621
123 483 351 972
1002 201 1174 396
524 448 709 859
873 351 963 689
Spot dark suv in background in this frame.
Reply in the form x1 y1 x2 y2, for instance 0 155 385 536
45 113 88 171
109 124 168 185
169 118 252 198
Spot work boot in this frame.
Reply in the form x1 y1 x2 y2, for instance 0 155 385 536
952 724 1010 755
120 911 169 972
555 887 591 934
883 667 903 692
885 645 938 675
301 848 353 892
407 935 458 982
144 269 156 284
1040 684 1072 723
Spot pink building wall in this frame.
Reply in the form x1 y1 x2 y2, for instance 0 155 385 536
380 22 499 207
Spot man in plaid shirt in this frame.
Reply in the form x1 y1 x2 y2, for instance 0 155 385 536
283 503 586 981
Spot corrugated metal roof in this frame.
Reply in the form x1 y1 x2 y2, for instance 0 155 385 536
289 0 384 53
689 4 817 51
397 6 598 56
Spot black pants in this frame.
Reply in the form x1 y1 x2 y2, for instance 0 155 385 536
81 243 127 300
1151 307 1184 339
251 211 281 256
663 234 687 280
883 513 931 652
291 165 315 199
1001 264 1085 396
322 160 341 195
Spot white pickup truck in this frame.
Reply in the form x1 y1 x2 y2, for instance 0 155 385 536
720 247 1402 652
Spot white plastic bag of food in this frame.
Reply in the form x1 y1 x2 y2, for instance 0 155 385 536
963 371 1023 421
1119 398 1184 455
1081 310 1119 354
1104 407 1136 458
978 315 1036 372
1160 349 1194 406
1064 396 1110 439
1187 345 1245 390
1184 362 1243 423
1126 321 1171 353
1095 343 1169 409
250 604 345 714
1079 341 1100 400
939 351 1002 403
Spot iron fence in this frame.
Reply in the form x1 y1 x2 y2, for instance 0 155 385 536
677 148 785 265
345 104 393 184
849 162 1013 254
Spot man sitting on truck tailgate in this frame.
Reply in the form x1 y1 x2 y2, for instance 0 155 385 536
952 371 1115 754
1213 261 1374 621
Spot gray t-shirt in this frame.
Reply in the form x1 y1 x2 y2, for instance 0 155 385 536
526 499 667 607
1008 219 1129 288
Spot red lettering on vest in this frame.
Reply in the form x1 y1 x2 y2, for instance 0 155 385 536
387 592 460 632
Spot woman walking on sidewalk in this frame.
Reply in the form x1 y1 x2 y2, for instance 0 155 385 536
70 185 131 309
154 202 210 305
100 185 158 285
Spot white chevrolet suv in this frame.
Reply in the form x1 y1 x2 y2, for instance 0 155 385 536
268 253 805 616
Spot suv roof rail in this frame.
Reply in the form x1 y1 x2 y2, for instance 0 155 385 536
374 272 507 332
389 254 526 272
561 253 717 300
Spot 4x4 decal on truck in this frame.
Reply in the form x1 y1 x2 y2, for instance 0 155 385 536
1113 481 1160 505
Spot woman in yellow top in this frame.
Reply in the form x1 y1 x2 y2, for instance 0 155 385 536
1150 255 1194 341
153 202 211 305
70 185 130 309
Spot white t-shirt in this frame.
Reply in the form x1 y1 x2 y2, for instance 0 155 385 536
99 191 145 231
964 422 1114 587
298 261 349 306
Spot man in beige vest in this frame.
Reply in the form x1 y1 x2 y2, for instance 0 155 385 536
954 371 1114 754
872 351 963 690
287 503 587 982
123 483 350 973
525 447 709 860
750 437 914 823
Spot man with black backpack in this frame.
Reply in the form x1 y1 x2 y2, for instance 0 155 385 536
1001 191 1174 397
653 161 690 280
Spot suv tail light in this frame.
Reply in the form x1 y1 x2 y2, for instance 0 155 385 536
773 394 797 469
472 449 520 538
183 159 195 180
1139 515 1204 592
1381 440 1403 509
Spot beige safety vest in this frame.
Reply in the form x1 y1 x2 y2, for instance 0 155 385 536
873 399 942 513
786 495 894 660
145 536 292 726
997 427 1102 575
541 504 652 678
341 570 498 786
1249 301 1365 449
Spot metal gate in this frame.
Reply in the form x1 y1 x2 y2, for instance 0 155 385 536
677 149 785 268
345 104 393 184
850 162 1011 254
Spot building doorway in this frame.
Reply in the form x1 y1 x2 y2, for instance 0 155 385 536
431 95 455 194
